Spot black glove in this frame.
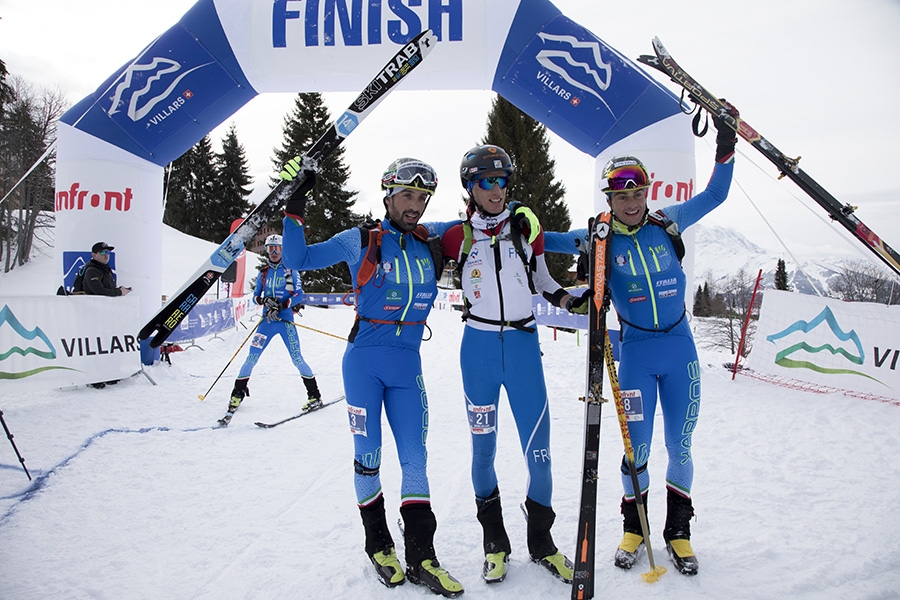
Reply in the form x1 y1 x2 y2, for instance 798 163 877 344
286 171 316 218
263 297 281 311
255 296 265 306
565 290 592 315
713 100 739 163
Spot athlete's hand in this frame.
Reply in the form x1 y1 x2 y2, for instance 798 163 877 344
263 297 281 311
508 201 540 244
713 99 739 163
281 156 317 217
565 290 592 315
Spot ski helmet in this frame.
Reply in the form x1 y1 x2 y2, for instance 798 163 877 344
600 156 650 195
265 234 283 247
459 144 514 189
381 158 438 195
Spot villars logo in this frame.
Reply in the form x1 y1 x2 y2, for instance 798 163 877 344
0 305 73 380
765 305 884 386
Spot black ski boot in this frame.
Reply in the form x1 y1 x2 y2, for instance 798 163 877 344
359 496 404 588
524 497 573 584
218 378 249 425
401 503 463 598
301 376 322 411
476 487 512 583
614 493 648 569
663 489 698 576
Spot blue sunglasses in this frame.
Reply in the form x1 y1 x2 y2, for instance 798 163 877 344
477 176 508 191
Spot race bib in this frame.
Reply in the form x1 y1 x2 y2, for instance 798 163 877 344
467 403 496 434
621 389 644 422
348 405 367 436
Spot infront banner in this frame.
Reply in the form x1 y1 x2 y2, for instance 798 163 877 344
0 296 141 392
54 0 689 363
746 290 900 399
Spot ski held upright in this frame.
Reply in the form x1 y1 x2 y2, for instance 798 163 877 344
138 30 438 348
637 37 900 278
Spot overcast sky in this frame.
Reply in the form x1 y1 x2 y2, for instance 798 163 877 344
3 0 899 268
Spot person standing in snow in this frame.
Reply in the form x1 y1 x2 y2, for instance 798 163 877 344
220 234 322 426
543 107 739 576
440 144 589 585
278 157 464 598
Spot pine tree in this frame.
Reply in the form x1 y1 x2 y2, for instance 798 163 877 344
271 93 363 292
693 284 706 316
163 135 219 241
208 123 253 242
774 258 791 291
480 95 573 284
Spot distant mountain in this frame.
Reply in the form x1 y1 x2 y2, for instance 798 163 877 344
691 224 848 295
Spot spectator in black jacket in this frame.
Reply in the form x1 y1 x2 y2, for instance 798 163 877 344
83 242 131 297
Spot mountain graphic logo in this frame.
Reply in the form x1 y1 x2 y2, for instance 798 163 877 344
765 305 884 385
0 305 76 380
535 31 613 115
108 57 211 122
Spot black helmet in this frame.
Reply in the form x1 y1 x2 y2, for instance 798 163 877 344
459 144 514 189
600 156 650 195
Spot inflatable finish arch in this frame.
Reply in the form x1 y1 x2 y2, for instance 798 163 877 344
54 0 694 362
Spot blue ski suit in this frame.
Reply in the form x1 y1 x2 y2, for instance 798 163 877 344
282 215 454 510
544 161 733 501
237 259 314 381
442 210 569 508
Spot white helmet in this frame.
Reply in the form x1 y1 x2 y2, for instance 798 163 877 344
265 234 283 247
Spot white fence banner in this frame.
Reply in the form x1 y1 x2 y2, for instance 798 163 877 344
0 296 141 392
746 290 900 399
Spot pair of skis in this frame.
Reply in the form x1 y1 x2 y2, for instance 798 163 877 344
216 395 345 428
138 29 438 349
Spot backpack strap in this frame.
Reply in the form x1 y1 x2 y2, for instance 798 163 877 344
647 209 685 263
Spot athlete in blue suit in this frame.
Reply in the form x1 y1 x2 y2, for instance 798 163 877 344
544 110 738 575
279 157 463 597
222 234 321 425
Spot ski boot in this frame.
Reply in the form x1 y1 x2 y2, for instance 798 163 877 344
663 488 699 576
360 496 405 588
406 558 464 598
614 493 647 570
301 376 323 411
401 503 464 598
524 497 574 583
476 487 512 583
219 378 249 426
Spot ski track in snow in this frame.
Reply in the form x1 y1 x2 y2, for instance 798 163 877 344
1 305 900 599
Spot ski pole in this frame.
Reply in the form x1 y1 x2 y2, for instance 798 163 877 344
276 316 347 342
0 409 31 481
603 333 667 583
198 319 262 401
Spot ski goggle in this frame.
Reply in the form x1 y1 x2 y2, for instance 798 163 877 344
266 245 282 253
476 176 508 191
602 165 650 192
97 250 109 255
382 161 438 193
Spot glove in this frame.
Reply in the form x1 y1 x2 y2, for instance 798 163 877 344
263 297 281 312
280 156 317 217
255 296 265 306
565 290 592 315
508 201 540 244
713 100 739 163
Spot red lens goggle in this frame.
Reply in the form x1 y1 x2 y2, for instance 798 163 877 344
605 166 649 191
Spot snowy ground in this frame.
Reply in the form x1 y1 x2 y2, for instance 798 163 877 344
2 239 900 599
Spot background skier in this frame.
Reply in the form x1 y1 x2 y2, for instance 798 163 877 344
220 234 322 426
